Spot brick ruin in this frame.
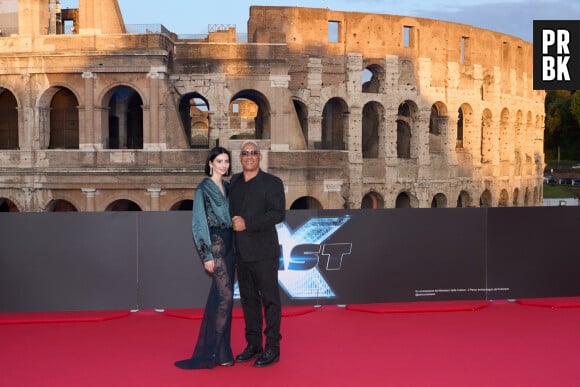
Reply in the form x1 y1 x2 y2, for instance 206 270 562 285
0 0 545 211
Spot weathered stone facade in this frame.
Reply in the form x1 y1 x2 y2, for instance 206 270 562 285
0 0 544 212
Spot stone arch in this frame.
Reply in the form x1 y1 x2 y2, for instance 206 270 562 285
479 189 492 207
431 193 447 208
0 88 19 149
525 110 533 163
179 92 209 148
229 89 271 140
362 63 384 93
102 85 144 149
457 103 473 151
293 99 308 146
38 86 80 149
395 191 419 208
535 114 542 130
396 100 418 159
526 111 533 143
0 197 20 212
169 199 193 211
290 196 323 210
456 190 471 207
105 199 142 211
498 189 509 207
362 101 384 158
480 108 493 163
429 101 448 135
361 191 384 209
429 101 448 154
321 97 348 150
46 199 78 212
499 108 510 161
512 187 520 207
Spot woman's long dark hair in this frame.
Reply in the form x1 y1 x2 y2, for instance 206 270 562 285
204 146 232 176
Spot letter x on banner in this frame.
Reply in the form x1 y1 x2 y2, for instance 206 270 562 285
533 20 580 90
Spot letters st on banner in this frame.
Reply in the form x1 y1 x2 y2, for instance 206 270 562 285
533 20 580 90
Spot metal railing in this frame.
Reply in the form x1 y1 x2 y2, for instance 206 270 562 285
124 24 172 36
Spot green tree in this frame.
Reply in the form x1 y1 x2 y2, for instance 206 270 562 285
570 91 580 126
544 90 580 160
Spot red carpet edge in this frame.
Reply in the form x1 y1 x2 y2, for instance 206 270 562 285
0 310 131 325
345 300 492 313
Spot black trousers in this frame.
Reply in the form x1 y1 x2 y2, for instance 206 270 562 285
236 258 282 350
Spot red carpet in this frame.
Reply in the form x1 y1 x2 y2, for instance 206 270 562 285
515 296 580 308
345 299 491 313
2 300 580 386
163 305 316 320
0 310 130 325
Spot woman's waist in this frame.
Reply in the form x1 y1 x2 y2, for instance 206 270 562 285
209 225 233 231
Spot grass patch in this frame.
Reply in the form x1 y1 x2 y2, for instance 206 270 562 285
543 183 580 198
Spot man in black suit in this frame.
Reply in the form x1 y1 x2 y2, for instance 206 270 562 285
229 140 286 368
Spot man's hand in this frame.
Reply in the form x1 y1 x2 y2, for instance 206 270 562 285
232 215 247 231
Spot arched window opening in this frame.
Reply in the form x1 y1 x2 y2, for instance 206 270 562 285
170 200 193 211
429 105 441 135
290 196 322 210
229 90 271 140
0 88 19 149
456 191 471 208
321 97 348 150
395 192 418 208
0 198 19 212
479 190 492 207
362 102 383 158
431 193 447 208
49 88 79 149
396 102 413 159
429 102 447 154
293 99 308 146
179 93 209 148
499 108 510 161
105 199 142 211
107 86 143 149
512 188 520 207
361 192 384 209
47 199 78 212
498 189 509 207
481 109 493 163
456 107 464 148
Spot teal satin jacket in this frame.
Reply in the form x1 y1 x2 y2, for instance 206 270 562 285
192 178 232 262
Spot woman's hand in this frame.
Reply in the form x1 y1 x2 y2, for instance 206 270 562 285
204 259 215 273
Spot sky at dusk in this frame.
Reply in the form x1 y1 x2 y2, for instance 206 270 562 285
55 0 580 43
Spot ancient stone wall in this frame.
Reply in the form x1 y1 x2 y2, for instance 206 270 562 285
0 1 544 212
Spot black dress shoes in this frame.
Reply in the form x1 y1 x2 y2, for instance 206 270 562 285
235 346 262 362
174 359 194 369
253 348 280 368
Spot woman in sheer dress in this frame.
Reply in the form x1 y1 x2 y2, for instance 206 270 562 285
175 146 236 369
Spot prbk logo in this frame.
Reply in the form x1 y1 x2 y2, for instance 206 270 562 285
534 20 580 90
234 215 352 300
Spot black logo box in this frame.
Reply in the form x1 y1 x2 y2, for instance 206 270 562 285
533 20 580 90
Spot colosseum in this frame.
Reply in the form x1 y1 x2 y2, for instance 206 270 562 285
0 0 545 212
